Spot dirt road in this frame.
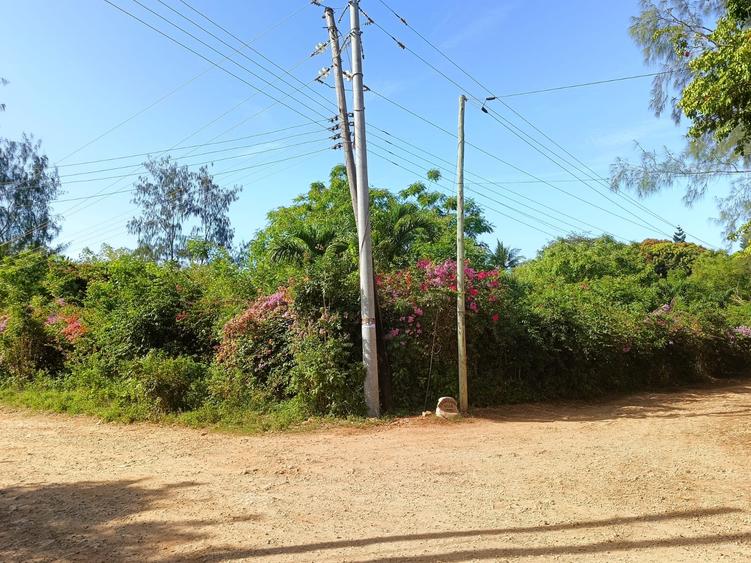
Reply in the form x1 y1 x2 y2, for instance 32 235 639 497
2 382 750 562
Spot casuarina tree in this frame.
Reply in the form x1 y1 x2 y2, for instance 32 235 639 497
128 157 241 262
0 135 61 254
611 0 751 242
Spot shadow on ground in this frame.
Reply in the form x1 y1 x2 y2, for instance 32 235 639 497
0 479 222 561
180 507 748 562
471 380 751 423
0 483 747 561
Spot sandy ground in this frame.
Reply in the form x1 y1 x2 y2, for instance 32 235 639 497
1 382 751 562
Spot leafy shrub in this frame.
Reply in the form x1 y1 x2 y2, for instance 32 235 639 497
79 254 217 365
289 312 365 416
0 306 62 379
638 239 708 277
215 290 295 400
124 351 208 413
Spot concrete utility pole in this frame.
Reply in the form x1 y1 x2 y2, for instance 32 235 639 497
456 94 468 413
350 0 380 417
323 7 358 223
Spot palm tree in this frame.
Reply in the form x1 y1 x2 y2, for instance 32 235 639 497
269 225 347 266
373 201 437 267
488 240 524 270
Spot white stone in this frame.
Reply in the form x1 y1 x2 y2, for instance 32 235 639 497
435 396 459 419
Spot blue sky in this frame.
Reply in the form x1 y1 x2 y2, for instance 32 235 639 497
0 0 731 259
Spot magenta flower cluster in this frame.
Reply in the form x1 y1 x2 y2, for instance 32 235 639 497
379 259 506 342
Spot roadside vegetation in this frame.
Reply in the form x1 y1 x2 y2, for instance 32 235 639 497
0 164 749 429
1 1 750 431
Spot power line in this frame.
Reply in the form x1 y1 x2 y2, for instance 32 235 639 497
475 103 671 234
61 145 330 254
367 87 671 236
104 0 331 127
368 128 619 238
364 2 720 245
57 131 327 178
370 141 590 236
59 144 331 184
143 0 604 243
5 3 328 249
369 147 560 238
58 121 326 168
55 2 306 164
360 6 672 236
497 72 673 98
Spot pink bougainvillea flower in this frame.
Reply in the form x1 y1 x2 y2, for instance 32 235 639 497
469 301 478 312
413 307 423 317
492 313 499 323
469 288 479 297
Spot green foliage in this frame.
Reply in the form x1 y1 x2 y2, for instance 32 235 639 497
614 0 751 242
247 166 491 292
516 236 653 285
0 77 7 112
638 238 707 277
0 135 61 253
215 290 295 402
0 306 61 380
128 157 240 262
1 166 751 429
487 240 524 270
289 313 365 416
124 351 208 414
680 10 751 154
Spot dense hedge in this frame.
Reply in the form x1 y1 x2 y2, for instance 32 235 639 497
0 236 750 419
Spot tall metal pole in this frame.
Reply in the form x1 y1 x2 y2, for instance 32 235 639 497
324 7 358 223
350 0 380 417
456 94 468 413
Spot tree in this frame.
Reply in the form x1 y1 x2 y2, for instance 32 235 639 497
128 158 239 262
269 225 347 266
191 166 240 251
0 135 61 254
248 165 492 293
128 157 196 262
488 240 524 270
372 199 437 268
611 0 751 241
673 225 687 242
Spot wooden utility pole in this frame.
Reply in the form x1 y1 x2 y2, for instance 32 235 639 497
350 0 380 417
456 94 468 413
323 7 358 222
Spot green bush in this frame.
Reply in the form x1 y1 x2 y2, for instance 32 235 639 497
1 234 751 424
289 313 365 416
123 351 208 413
0 306 62 380
215 290 295 401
